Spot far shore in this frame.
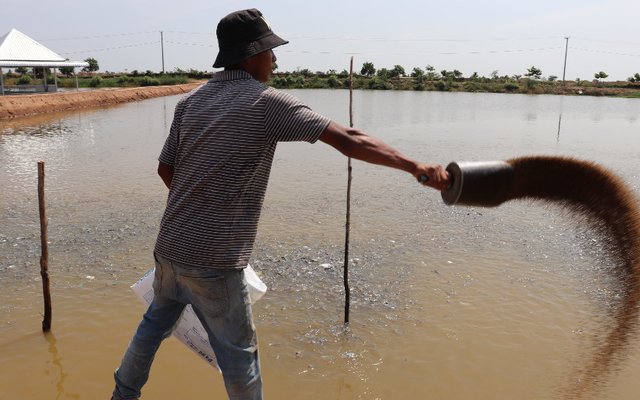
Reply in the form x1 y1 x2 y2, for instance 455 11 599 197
2 77 639 121
0 82 204 120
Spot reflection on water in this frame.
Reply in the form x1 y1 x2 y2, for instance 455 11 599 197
557 113 563 144
46 332 81 400
1 91 640 399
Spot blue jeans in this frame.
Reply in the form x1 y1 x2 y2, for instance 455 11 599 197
112 254 261 400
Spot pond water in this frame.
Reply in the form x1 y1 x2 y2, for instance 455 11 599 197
1 89 639 399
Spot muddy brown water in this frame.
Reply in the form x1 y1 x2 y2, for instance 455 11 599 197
1 90 640 399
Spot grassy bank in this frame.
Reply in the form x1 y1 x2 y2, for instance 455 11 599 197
3 70 640 98
269 71 640 98
1 71 206 89
0 83 203 119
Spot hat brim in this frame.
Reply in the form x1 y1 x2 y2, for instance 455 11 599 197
213 33 288 68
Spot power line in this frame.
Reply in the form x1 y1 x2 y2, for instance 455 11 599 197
164 41 215 48
572 47 640 57
283 35 563 43
42 31 157 41
36 29 640 49
164 30 215 36
61 41 160 55
280 46 564 57
572 37 640 47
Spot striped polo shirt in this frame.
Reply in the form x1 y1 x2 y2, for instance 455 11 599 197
154 70 331 269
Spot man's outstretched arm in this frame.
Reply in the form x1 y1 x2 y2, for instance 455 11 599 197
319 121 450 191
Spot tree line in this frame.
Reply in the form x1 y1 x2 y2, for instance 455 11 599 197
3 57 640 97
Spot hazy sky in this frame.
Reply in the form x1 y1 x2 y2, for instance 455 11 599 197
4 0 639 80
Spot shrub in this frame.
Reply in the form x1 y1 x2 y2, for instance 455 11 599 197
89 76 102 87
367 77 392 90
158 75 188 85
326 75 342 88
117 76 131 85
525 78 537 91
463 82 482 92
504 82 519 92
434 80 448 91
306 76 325 89
140 76 160 86
271 76 288 88
17 75 32 85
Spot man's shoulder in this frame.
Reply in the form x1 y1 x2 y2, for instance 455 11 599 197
260 86 304 107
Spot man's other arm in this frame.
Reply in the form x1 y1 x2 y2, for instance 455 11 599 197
158 162 174 189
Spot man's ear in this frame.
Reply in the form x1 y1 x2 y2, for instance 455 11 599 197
239 55 255 70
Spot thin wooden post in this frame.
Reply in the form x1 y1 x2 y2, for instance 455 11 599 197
38 161 52 332
1 67 5 96
343 57 354 324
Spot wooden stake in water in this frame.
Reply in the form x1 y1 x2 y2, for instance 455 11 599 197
38 161 52 332
343 57 354 324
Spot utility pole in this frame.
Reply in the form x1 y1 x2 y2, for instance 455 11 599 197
562 36 570 83
160 31 165 74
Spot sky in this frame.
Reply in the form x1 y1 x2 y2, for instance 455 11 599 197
3 0 639 80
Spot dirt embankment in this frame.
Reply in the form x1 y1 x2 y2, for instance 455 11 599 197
0 82 204 120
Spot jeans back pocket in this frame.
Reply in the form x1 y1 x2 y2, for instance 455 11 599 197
176 273 229 318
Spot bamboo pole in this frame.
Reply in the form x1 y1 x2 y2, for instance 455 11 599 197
343 57 354 324
38 161 52 332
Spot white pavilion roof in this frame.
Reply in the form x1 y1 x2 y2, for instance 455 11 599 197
0 28 87 68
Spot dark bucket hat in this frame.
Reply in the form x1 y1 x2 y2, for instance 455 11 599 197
213 8 288 68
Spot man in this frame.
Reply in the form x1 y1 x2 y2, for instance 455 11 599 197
112 8 449 400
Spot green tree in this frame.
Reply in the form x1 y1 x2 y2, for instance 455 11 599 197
298 68 312 77
326 75 342 88
34 68 52 79
594 71 608 81
411 67 425 78
452 69 463 80
389 65 405 78
376 68 390 80
15 66 28 74
367 77 392 90
360 62 375 76
525 66 542 79
425 65 438 80
411 67 425 90
59 62 75 77
17 75 32 85
525 78 537 91
83 57 99 73
413 76 425 91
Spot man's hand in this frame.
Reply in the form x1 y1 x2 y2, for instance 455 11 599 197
415 163 451 191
